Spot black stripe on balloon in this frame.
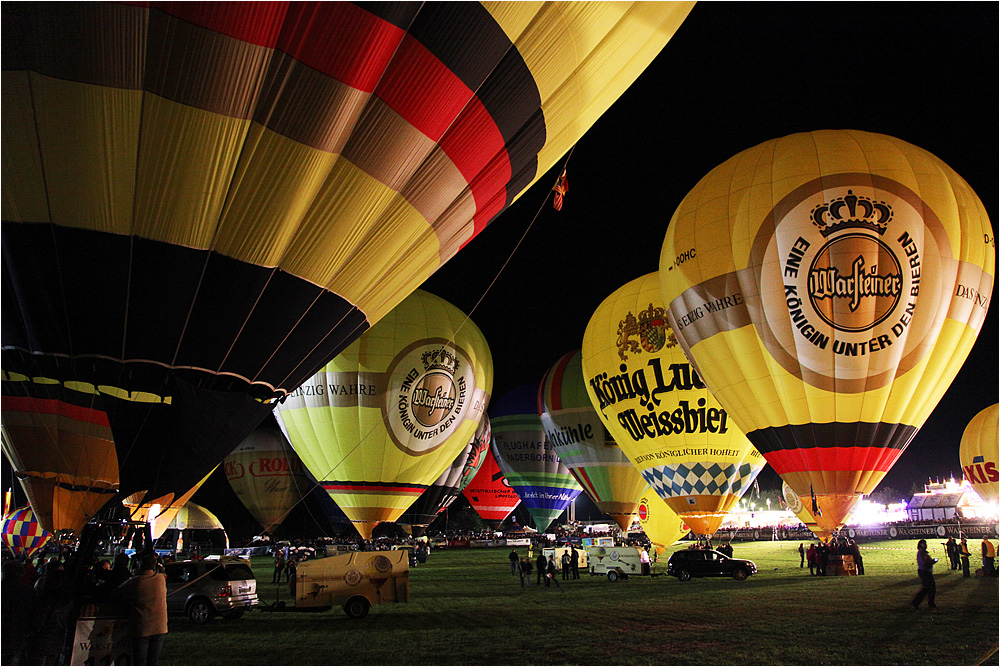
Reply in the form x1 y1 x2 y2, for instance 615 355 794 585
1 222 368 397
747 422 918 455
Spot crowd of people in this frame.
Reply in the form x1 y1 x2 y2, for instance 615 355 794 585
800 538 865 575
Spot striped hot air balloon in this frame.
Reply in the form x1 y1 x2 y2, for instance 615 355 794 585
491 384 582 532
2 1 695 531
539 350 647 531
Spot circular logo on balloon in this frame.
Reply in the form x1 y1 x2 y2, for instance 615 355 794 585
638 499 649 521
751 175 950 392
384 339 479 455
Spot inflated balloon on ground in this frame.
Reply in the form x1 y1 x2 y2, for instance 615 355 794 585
959 404 999 505
660 130 995 538
582 272 765 536
274 290 492 539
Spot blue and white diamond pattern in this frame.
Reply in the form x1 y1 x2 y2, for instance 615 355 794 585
640 462 764 499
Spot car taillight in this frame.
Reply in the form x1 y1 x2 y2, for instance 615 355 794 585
218 585 232 597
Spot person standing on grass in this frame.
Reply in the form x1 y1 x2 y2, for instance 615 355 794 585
115 554 168 665
806 544 816 575
798 543 805 568
521 558 533 587
571 546 580 579
561 550 571 579
536 552 547 586
960 537 971 578
509 548 519 575
273 550 285 583
981 537 996 576
546 556 560 588
911 539 937 610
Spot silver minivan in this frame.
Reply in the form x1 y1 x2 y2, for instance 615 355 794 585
164 559 258 623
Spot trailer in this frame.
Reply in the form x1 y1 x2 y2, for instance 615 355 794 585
585 545 656 581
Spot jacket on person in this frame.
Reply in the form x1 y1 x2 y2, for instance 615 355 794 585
116 570 168 637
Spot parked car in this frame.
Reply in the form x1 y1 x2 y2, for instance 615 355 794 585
164 558 258 623
666 549 757 581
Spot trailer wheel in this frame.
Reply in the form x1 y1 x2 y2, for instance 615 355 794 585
343 596 371 619
607 570 619 583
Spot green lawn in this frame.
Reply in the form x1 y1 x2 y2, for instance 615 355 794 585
162 540 998 665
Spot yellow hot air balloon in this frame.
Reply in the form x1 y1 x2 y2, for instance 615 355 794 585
123 468 216 540
2 1 694 531
782 481 821 538
274 290 492 539
581 272 765 536
959 404 999 505
660 130 995 539
637 491 689 556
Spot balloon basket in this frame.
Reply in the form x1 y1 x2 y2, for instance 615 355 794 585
826 554 857 576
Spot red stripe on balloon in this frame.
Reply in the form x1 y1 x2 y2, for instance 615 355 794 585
2 396 110 427
764 447 905 474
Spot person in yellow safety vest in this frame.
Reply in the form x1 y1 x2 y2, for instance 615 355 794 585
959 538 971 578
981 538 996 577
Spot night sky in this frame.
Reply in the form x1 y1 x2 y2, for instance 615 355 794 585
420 2 999 497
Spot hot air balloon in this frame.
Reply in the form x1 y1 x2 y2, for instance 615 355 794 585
398 415 491 535
660 130 995 540
637 492 690 556
123 469 216 541
2 506 51 559
224 426 314 534
274 290 492 539
782 482 821 537
2 2 695 530
155 502 229 555
959 404 999 505
491 384 582 532
462 440 521 528
581 272 765 537
539 350 648 531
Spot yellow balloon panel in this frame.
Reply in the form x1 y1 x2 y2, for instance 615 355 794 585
637 491 689 555
274 290 492 539
581 272 765 537
959 404 999 505
660 130 995 531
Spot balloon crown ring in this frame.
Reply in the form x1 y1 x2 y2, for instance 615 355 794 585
811 190 893 238
421 348 459 375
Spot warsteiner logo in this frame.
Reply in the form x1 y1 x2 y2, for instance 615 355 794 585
807 235 903 330
384 340 479 456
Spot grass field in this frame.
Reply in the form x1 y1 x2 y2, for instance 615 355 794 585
162 540 999 666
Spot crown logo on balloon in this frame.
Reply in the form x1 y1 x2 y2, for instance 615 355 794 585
421 348 459 375
810 190 892 238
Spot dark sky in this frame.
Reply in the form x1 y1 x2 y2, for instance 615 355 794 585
421 2 999 496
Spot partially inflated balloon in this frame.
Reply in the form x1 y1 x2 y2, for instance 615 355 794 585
637 492 689 555
959 404 999 505
539 350 647 531
124 469 215 540
397 415 492 534
782 482 821 537
491 384 582 532
274 290 492 539
582 272 765 536
462 442 520 527
660 130 995 537
224 426 313 534
2 2 694 514
2 507 51 558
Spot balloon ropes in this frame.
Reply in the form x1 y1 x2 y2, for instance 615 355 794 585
959 404 999 506
462 439 521 528
539 350 647 531
491 384 582 532
581 272 765 537
224 425 315 535
274 290 492 539
660 130 995 539
397 414 492 535
2 506 51 559
1 2 695 532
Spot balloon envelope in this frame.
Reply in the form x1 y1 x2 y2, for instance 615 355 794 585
397 414 491 533
660 130 995 535
490 384 582 532
462 441 520 527
959 404 999 505
224 426 314 534
2 506 51 558
581 272 765 536
2 2 694 517
539 350 647 531
637 491 690 555
274 290 492 539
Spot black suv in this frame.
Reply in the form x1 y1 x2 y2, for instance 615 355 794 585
666 549 757 581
